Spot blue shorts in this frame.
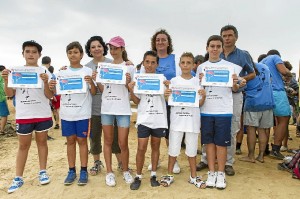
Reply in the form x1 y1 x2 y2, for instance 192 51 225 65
16 120 53 135
201 116 232 147
0 101 9 117
273 90 291 116
61 119 89 138
101 114 130 128
137 124 166 138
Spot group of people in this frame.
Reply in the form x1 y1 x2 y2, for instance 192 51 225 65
0 24 297 194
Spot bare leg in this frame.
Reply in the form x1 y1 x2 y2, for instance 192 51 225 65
151 136 161 172
207 143 216 172
0 116 8 132
239 126 256 163
136 137 149 175
103 125 114 173
188 156 197 178
216 145 227 172
66 135 77 168
118 127 130 172
77 137 88 167
35 131 48 170
274 116 289 146
167 156 177 174
256 128 268 163
16 134 32 176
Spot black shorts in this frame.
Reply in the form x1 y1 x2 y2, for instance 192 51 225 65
137 124 166 138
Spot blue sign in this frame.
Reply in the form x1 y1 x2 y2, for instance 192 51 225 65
172 90 196 103
100 68 123 80
137 79 160 91
59 78 83 90
12 72 38 84
205 70 229 83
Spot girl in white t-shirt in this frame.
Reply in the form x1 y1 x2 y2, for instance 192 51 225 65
97 36 134 186
161 52 206 189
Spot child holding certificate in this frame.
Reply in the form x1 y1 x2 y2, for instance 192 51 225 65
127 51 168 190
97 36 134 186
161 52 206 189
196 35 240 189
50 41 96 186
2 41 54 193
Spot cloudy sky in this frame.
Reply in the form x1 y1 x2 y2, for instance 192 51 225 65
0 0 299 75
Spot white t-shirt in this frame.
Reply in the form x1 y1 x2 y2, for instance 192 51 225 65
196 59 241 116
101 63 134 115
59 66 93 121
170 76 201 133
15 66 52 119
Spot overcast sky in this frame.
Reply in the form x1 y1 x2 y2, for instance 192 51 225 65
0 0 299 75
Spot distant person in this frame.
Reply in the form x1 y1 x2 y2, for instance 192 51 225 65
260 49 292 159
41 56 51 69
192 55 204 76
0 65 10 135
2 40 54 193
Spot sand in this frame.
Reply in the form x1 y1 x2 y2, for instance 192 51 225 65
0 99 298 199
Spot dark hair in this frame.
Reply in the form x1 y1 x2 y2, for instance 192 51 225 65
284 61 293 71
257 54 267 62
48 65 54 74
42 56 51 64
194 55 205 64
66 41 83 53
245 51 260 76
22 40 42 53
85 36 108 57
220 25 238 38
267 49 281 57
0 65 6 72
204 53 209 62
143 51 159 64
151 29 174 54
206 35 223 47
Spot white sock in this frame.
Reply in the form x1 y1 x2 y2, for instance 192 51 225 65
150 171 157 177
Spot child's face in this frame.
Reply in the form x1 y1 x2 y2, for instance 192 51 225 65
109 44 123 60
67 47 83 64
143 55 158 73
22 46 41 66
179 56 193 75
90 40 104 58
206 40 223 61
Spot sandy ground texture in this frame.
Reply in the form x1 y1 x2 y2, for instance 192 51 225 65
0 99 299 199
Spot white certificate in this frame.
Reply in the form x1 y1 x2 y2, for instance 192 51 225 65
96 63 127 84
201 65 234 87
168 84 200 107
56 72 87 94
133 73 165 94
8 66 43 88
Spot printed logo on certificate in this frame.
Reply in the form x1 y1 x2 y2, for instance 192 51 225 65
8 66 43 88
201 65 234 87
133 74 165 94
96 63 127 84
56 73 87 94
168 84 200 107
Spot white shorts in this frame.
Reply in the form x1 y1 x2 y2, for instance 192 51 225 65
168 130 199 157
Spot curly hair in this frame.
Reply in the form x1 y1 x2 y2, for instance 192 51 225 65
151 29 173 54
85 36 108 58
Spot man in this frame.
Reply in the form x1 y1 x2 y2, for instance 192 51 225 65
197 25 255 176
260 50 292 159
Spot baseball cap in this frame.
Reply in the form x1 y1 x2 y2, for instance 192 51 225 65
107 36 125 47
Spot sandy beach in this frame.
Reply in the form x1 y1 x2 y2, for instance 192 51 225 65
0 99 298 199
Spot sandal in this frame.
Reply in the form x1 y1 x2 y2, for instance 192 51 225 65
89 160 104 176
188 176 206 189
160 175 174 187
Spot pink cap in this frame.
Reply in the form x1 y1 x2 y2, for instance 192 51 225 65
107 36 125 47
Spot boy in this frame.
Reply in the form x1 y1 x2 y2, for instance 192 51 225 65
161 52 206 188
128 51 167 190
2 40 54 193
196 35 240 189
0 65 10 135
49 41 96 186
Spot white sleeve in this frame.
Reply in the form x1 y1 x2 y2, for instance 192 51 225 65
175 55 182 76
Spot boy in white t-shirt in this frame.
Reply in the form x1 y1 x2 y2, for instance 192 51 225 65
128 51 168 190
50 42 96 186
197 35 240 189
2 40 54 193
161 52 206 189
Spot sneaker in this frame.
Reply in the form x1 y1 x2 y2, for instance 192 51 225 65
216 172 226 189
270 150 285 160
39 170 50 185
225 165 235 176
280 146 288 152
147 160 161 171
150 175 160 187
106 172 116 187
205 171 216 188
123 171 134 184
8 177 24 194
130 177 141 190
77 170 88 186
173 161 181 174
189 176 206 189
196 162 208 171
64 170 77 185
